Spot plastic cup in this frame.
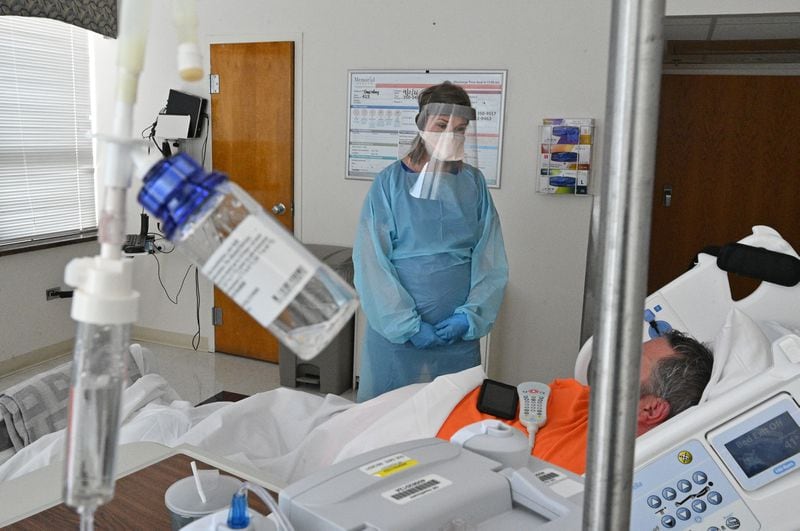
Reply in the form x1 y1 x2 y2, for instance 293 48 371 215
164 474 242 530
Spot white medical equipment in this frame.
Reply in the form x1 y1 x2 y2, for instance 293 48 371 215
450 419 531 469
278 437 584 530
517 381 551 450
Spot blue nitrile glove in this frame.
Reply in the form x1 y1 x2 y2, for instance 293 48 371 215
434 313 470 344
410 322 446 349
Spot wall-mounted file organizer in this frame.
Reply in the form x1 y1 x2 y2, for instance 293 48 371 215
537 118 594 195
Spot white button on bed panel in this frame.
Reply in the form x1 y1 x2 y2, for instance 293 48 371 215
777 335 800 364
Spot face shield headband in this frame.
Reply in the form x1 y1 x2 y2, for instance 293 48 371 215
415 103 477 130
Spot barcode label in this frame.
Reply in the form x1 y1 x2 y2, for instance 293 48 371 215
392 478 439 500
382 474 452 505
536 471 560 483
273 265 307 303
535 468 566 485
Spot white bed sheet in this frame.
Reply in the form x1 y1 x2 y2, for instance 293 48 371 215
0 366 485 487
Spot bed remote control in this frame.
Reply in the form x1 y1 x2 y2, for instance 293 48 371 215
517 382 551 449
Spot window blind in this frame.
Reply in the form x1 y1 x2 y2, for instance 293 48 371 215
0 16 96 249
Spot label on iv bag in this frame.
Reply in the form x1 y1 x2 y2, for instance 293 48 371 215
201 215 315 327
381 474 453 505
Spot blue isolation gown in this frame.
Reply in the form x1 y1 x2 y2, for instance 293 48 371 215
353 160 508 402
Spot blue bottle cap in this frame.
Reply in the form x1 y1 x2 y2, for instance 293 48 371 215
137 152 227 239
227 490 251 529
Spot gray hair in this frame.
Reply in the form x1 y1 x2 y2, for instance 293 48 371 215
641 330 714 419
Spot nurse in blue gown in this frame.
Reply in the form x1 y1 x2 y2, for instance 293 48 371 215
353 82 509 402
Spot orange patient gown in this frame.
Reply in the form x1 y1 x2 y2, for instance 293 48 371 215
436 379 590 475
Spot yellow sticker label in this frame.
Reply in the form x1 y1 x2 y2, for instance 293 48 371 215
360 454 419 478
374 459 419 478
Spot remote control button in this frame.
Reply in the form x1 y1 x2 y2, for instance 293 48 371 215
691 499 706 513
647 495 662 508
707 491 722 505
692 471 708 484
677 479 692 492
662 487 677 500
725 516 741 529
676 507 691 521
661 515 676 528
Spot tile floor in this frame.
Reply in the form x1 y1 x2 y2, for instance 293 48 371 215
0 342 356 404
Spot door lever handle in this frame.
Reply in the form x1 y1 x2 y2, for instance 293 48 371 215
271 202 286 215
663 185 672 207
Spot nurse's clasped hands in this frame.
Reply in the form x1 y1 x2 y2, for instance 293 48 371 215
410 321 446 349
434 313 470 344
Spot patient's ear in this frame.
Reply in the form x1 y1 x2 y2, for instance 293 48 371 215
637 395 671 436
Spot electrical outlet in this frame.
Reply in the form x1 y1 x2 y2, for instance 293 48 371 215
46 287 62 300
46 287 73 300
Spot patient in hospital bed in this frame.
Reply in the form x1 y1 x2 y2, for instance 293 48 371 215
436 329 713 475
0 330 712 487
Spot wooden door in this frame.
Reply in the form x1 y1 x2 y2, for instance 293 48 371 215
209 41 294 362
648 75 800 297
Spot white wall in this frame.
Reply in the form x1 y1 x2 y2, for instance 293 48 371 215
3 0 798 382
0 242 98 363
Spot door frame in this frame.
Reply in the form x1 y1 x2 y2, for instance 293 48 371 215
200 31 304 352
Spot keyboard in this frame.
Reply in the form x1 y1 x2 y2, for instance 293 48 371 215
123 233 147 253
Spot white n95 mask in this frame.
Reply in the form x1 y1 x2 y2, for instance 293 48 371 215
419 131 466 161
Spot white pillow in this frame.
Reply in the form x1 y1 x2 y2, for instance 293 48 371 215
699 308 772 403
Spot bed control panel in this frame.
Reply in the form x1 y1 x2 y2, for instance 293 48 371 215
631 439 760 530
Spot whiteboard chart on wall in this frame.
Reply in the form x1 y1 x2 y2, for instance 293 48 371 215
346 70 507 188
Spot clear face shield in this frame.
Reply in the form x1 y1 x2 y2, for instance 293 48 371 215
408 103 478 200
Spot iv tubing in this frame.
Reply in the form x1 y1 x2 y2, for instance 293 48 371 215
243 482 295 531
98 0 151 259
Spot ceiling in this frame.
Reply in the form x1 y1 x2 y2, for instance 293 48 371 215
663 14 800 65
664 13 800 40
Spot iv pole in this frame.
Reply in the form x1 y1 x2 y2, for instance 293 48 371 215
583 0 666 529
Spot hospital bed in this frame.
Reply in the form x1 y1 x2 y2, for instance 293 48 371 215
627 225 800 530
1 226 798 529
279 225 800 530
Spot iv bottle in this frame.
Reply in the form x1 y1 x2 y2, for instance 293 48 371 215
138 153 358 360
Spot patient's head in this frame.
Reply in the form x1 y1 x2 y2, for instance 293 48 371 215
637 330 714 435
